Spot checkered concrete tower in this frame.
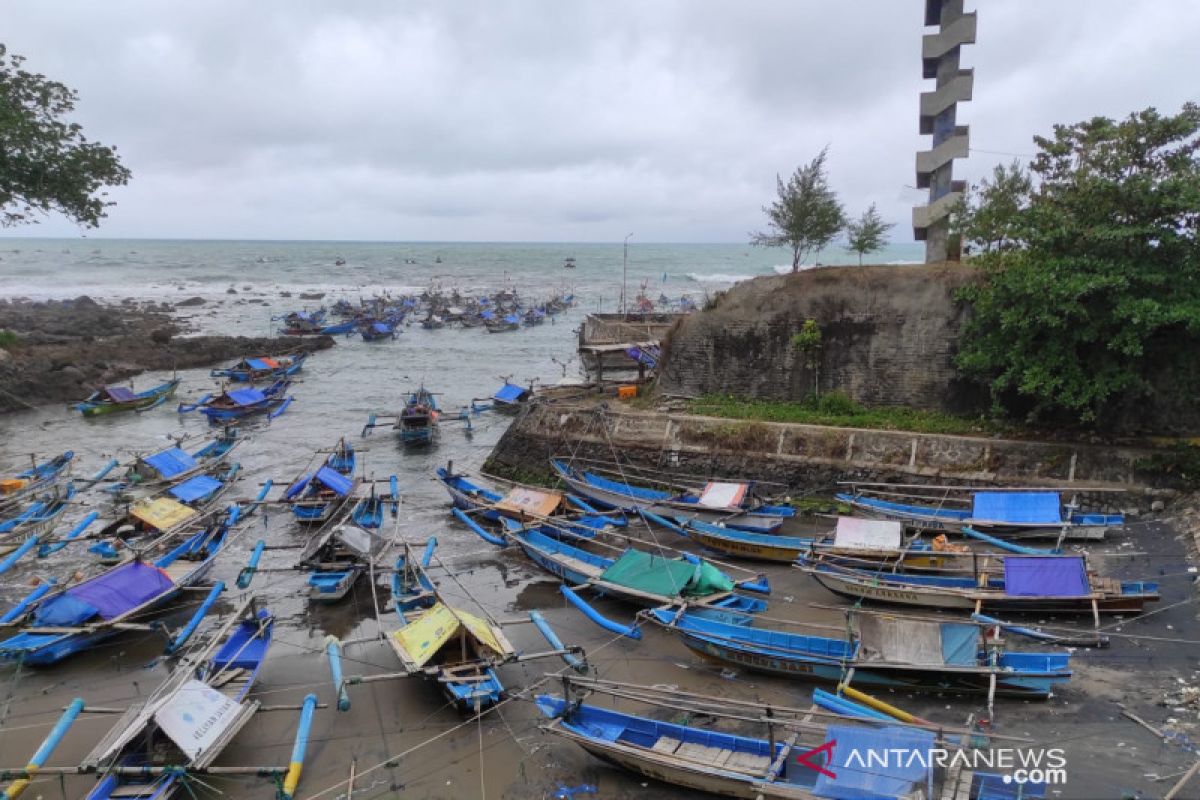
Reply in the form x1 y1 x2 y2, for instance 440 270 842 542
914 0 975 262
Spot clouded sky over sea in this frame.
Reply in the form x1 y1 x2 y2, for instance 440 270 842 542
5 1 1198 242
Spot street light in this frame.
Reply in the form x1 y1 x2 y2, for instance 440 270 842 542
622 232 633 316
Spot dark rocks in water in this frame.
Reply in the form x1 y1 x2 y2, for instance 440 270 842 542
0 297 335 414
177 296 206 307
226 287 238 295
247 299 267 305
242 285 253 291
299 291 325 300
280 291 293 298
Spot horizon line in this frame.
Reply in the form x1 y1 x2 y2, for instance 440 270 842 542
0 234 919 247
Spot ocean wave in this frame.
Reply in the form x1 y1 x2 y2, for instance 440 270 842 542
685 272 759 284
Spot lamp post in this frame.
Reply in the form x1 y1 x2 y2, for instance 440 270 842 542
621 232 633 316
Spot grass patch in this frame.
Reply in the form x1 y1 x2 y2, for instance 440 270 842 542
0 330 18 349
789 496 851 515
687 392 1005 436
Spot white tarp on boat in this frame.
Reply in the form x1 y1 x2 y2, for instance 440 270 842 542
833 517 903 551
154 679 241 760
336 524 376 556
698 482 748 509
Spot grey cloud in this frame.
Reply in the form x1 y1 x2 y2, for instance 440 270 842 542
3 0 1198 241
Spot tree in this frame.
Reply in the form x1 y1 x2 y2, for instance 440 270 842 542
956 103 1200 428
750 147 846 272
0 45 131 228
844 203 894 265
950 160 1032 255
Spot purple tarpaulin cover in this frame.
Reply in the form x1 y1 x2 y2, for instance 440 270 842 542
104 386 138 403
71 560 175 617
1004 556 1089 597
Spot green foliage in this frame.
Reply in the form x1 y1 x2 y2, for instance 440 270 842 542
951 161 1032 255
0 329 17 348
1134 443 1200 487
845 203 895 265
0 45 131 228
750 147 846 271
791 319 822 352
688 393 1001 436
956 103 1200 428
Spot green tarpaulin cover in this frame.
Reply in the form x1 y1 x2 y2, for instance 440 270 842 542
598 549 733 598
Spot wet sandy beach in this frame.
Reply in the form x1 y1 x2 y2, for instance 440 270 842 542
0 294 1198 800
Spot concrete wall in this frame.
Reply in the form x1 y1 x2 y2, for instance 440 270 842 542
484 402 1175 507
657 263 984 412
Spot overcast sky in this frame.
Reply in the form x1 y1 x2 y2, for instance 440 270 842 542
4 1 1198 242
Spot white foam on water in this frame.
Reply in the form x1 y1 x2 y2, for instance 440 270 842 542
685 272 760 284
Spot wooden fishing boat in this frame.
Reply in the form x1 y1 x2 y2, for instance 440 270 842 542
88 466 242 564
277 309 326 335
537 679 942 800
436 466 624 540
0 484 77 557
460 514 769 618
670 515 990 568
301 522 389 603
488 381 530 414
0 452 74 514
399 387 440 446
181 377 294 423
836 483 1123 541
645 607 1072 699
210 352 308 382
75 379 181 417
796 553 1160 614
485 313 521 333
550 458 794 534
121 428 243 488
0 507 240 665
326 539 584 712
360 319 399 341
350 479 400 529
80 598 275 799
284 439 358 524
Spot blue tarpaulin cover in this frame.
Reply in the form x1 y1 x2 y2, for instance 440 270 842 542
494 383 526 403
34 561 175 626
144 448 197 479
228 388 267 407
813 725 935 800
315 466 353 496
480 310 495 320
285 473 312 500
371 322 391 334
169 474 223 503
502 314 521 324
940 623 979 665
972 492 1062 524
1004 556 1089 597
246 358 270 370
104 386 137 403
